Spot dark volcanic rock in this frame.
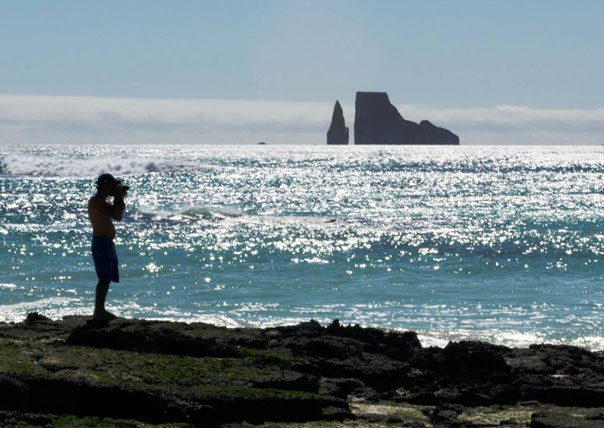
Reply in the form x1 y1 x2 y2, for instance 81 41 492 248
531 409 604 427
319 377 366 398
24 312 52 324
321 405 356 421
405 342 516 406
442 341 510 374
291 335 365 359
354 91 459 145
66 318 242 357
324 319 422 360
0 411 53 427
11 314 604 425
0 373 215 424
327 100 349 145
0 313 88 340
0 374 30 410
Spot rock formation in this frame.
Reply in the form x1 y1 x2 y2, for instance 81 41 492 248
5 314 604 426
326 100 349 145
354 91 459 145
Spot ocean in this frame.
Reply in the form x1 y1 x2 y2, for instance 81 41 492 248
2 144 604 349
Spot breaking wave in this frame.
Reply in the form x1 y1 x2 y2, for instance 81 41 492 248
137 204 244 220
0 153 190 177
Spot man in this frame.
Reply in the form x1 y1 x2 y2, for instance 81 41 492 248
88 173 127 320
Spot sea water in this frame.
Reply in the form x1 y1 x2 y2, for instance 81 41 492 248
2 144 604 349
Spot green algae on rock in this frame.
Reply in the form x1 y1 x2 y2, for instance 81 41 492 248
5 314 604 427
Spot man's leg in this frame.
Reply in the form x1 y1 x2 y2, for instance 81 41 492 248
94 280 110 317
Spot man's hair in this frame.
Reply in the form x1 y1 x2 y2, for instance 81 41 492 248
96 173 118 190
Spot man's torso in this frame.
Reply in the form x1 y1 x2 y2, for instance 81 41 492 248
88 195 116 239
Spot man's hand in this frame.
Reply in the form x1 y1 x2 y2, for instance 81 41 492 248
115 184 128 199
113 185 126 214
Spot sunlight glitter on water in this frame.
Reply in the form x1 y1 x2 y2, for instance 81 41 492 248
3 145 604 348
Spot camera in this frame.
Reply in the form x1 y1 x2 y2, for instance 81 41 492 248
109 181 129 197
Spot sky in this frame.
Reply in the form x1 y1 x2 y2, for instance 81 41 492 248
1 0 603 145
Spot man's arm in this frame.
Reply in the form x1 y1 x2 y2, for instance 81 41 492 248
110 196 125 221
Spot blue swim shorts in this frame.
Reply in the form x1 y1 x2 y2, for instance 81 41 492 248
92 236 119 283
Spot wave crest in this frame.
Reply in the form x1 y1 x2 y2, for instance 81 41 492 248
0 154 177 177
137 204 243 220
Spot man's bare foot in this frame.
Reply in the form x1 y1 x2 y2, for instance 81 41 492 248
93 310 118 320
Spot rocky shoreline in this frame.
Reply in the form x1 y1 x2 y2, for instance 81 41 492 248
2 314 604 427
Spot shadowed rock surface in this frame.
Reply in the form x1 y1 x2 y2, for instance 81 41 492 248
354 91 459 145
327 100 349 145
3 314 604 427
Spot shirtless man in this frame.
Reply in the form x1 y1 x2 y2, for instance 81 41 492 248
88 173 127 320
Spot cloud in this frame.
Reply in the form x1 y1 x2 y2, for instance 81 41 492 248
0 94 332 145
397 104 604 145
0 94 603 145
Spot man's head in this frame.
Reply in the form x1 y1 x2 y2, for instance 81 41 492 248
96 173 119 195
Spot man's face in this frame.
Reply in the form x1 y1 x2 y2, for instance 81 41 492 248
107 183 118 196
99 182 117 196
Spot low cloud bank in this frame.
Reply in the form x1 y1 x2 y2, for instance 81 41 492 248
0 94 603 145
399 104 604 145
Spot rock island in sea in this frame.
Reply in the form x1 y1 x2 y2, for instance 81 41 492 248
327 100 349 145
327 91 459 145
2 313 604 427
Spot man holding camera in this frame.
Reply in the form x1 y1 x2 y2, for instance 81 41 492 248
88 173 128 320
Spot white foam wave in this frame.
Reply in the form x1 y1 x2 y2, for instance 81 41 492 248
137 204 243 220
4 300 604 351
181 205 243 218
253 213 343 228
415 329 604 351
0 283 18 290
144 314 244 328
0 296 83 323
0 154 182 177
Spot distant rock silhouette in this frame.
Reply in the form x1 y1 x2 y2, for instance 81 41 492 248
326 100 349 145
354 92 459 145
